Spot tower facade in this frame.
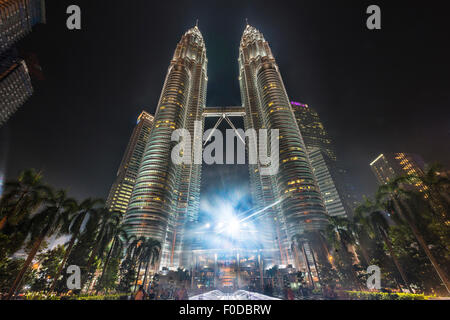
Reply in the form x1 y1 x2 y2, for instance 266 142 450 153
291 102 335 160
0 0 45 126
0 52 33 126
124 26 207 269
370 153 426 189
238 25 328 267
0 0 46 55
106 111 154 214
308 148 347 217
292 102 350 217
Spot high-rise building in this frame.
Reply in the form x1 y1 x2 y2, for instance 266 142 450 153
0 0 46 55
0 124 8 197
370 152 426 190
308 148 347 217
124 25 332 281
291 102 352 218
0 51 33 126
291 102 335 160
106 111 154 214
239 24 328 270
0 0 45 126
124 25 207 268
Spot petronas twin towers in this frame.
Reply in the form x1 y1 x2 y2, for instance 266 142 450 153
123 24 328 270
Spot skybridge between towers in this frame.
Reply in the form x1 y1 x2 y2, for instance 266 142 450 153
203 106 246 118
203 106 246 142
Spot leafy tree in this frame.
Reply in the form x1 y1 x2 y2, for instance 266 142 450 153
325 216 363 290
96 219 128 292
0 169 48 231
6 188 73 299
0 258 34 292
355 197 412 292
377 176 450 294
49 198 102 292
31 245 66 292
118 255 136 293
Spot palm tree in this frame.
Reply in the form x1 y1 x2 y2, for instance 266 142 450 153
377 177 450 294
356 197 413 292
48 198 103 293
0 169 48 231
121 236 150 292
348 213 371 267
125 236 145 271
96 216 128 293
407 163 450 218
83 209 123 290
140 238 161 290
5 188 73 299
325 216 362 290
84 209 118 277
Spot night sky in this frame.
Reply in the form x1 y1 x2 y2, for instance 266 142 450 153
1 0 449 204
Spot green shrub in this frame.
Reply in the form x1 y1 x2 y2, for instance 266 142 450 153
23 292 125 300
345 291 429 300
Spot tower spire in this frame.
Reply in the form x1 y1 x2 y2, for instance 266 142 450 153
245 18 249 26
195 19 199 28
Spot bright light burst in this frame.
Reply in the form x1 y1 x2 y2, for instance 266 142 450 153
189 183 286 252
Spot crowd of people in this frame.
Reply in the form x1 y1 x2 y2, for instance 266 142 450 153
134 286 189 300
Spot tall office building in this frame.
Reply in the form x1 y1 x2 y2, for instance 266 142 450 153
125 25 207 268
0 52 33 126
370 152 426 190
308 148 347 217
291 102 335 160
0 0 45 126
292 102 353 218
368 152 448 220
239 24 328 269
0 0 46 55
106 111 154 214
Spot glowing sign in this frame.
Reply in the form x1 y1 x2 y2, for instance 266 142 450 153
290 101 308 107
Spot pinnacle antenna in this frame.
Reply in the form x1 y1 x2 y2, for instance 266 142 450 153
195 19 199 28
245 18 249 26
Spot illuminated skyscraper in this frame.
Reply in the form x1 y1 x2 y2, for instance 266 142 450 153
0 0 46 55
308 148 347 217
369 152 445 219
0 52 33 126
239 24 328 269
125 25 207 268
106 111 154 214
370 153 426 190
291 102 335 160
291 102 350 217
0 0 45 126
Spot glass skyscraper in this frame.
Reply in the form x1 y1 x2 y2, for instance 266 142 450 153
370 152 426 190
239 25 328 268
125 24 329 278
292 102 352 218
308 148 347 217
0 52 33 127
291 102 335 160
106 111 154 214
0 0 45 126
0 0 46 55
124 25 207 269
